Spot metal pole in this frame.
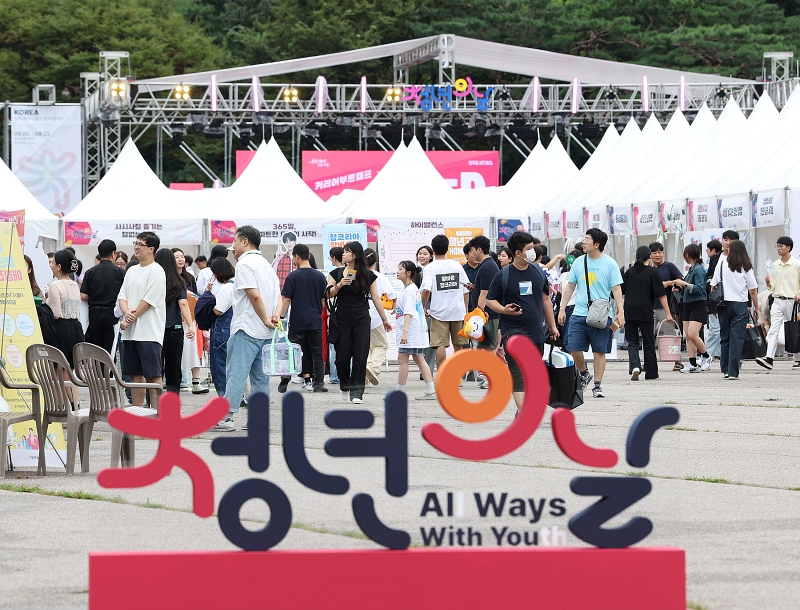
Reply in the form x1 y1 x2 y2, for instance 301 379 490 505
155 126 163 181
499 133 504 185
503 132 528 159
2 102 9 167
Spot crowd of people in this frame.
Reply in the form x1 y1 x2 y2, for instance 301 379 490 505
27 221 800 433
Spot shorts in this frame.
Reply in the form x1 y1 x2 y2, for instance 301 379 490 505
121 340 163 379
682 300 708 325
477 318 500 351
398 347 425 354
501 333 543 392
567 316 613 354
429 318 469 348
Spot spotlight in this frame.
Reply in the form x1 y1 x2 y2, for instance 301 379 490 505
425 123 443 140
283 86 299 104
604 87 619 101
190 112 205 135
385 87 402 102
301 123 319 145
470 113 488 136
272 125 292 141
446 120 469 135
174 84 191 101
238 120 253 147
615 114 631 133
253 111 272 125
495 86 512 101
203 117 225 139
108 78 128 106
715 86 727 100
170 124 186 146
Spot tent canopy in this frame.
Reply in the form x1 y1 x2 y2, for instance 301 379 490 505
0 158 59 240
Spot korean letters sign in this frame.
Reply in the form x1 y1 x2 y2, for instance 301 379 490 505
718 194 751 230
445 228 483 265
402 77 494 112
323 224 368 270
633 203 659 236
609 206 633 235
687 197 719 231
562 209 584 238
65 219 202 246
752 189 786 228
209 219 341 245
584 207 610 233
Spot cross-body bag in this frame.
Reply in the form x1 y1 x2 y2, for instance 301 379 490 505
584 256 610 329
707 267 725 314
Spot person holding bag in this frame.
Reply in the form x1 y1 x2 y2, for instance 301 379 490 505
672 244 712 373
756 236 800 371
710 240 759 380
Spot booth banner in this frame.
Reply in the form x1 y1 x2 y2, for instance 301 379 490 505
609 206 633 235
545 212 562 239
11 104 82 216
718 194 751 230
299 150 500 200
584 207 610 233
497 218 527 244
562 209 584 238
659 199 686 234
65 220 202 246
529 214 546 241
751 189 786 228
209 218 343 245
633 203 659 236
322 224 367 271
368 217 490 234
0 211 25 247
686 197 719 231
377 228 441 274
0 223 67 468
445 228 483 265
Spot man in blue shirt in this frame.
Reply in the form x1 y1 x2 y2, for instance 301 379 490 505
558 228 624 399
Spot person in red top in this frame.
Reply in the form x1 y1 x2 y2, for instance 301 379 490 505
272 232 297 289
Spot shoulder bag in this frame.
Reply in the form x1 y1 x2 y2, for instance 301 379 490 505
707 267 725 314
584 256 610 329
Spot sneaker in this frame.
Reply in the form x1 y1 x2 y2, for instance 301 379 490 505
478 379 489 390
241 421 248 431
313 385 329 393
579 370 592 389
191 381 209 395
673 362 684 371
291 377 304 384
340 390 350 401
726 375 739 380
365 369 379 385
278 378 290 393
755 357 773 370
630 367 641 381
301 381 314 391
592 385 604 398
415 391 438 401
351 397 363 405
239 399 248 410
723 373 729 378
681 365 701 373
794 362 800 368
699 356 712 372
211 416 235 432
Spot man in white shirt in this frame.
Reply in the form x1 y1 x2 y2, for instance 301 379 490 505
118 232 167 407
420 234 470 369
212 225 280 432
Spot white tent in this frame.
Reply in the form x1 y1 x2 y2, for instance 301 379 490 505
0 158 59 240
170 188 223 220
63 139 202 246
204 138 345 245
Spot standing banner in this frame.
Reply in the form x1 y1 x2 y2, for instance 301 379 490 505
65 219 203 246
0 223 67 468
584 207 610 233
496 218 527 244
751 189 786 228
445 228 483 265
11 104 82 216
562 209 584 239
529 214 546 242
718 194 751 230
609 205 633 235
633 203 659 236
322 224 367 271
686 197 719 231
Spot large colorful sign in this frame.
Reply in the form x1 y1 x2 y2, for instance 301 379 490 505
445 228 483 265
11 104 82 216
209 219 336 246
496 218 527 244
322 224 368 270
64 219 203 246
294 150 500 200
0 210 25 247
402 78 494 112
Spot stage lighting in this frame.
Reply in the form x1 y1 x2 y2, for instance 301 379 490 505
108 78 128 106
338 114 354 137
365 128 381 140
495 86 512 101
190 112 205 135
174 84 191 101
715 86 727 100
386 87 402 102
170 124 186 146
301 123 319 145
99 106 120 127
283 86 299 104
425 123 443 140
604 87 619 101
203 117 225 139
446 119 469 135
577 119 602 139
238 120 253 147
615 114 631 133
470 113 488 136
486 125 503 147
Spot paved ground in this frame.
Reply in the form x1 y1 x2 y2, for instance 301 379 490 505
2 358 800 609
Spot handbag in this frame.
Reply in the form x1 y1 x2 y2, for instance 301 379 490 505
545 339 583 410
707 272 725 314
262 321 303 376
742 313 767 360
783 302 800 354
584 256 610 329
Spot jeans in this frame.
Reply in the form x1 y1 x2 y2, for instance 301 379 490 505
210 308 232 396
705 313 721 358
719 301 748 377
329 344 340 383
561 305 575 352
224 330 271 414
625 319 658 379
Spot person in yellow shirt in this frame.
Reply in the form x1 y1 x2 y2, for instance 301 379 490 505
756 236 800 370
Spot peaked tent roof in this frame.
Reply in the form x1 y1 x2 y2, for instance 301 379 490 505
0 159 59 239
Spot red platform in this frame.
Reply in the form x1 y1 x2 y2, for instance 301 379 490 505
89 546 685 609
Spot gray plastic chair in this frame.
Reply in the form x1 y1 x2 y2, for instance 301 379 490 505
0 365 46 478
25 344 89 475
72 342 160 468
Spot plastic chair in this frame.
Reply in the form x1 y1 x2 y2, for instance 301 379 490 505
25 344 90 475
0 365 46 478
72 343 160 468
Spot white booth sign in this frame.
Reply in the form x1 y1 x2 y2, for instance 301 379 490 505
718 194 751 230
751 189 785 228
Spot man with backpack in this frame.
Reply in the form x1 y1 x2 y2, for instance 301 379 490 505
486 231 559 415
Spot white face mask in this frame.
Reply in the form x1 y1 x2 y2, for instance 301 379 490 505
524 250 538 264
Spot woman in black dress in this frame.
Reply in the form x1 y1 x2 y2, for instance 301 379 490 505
326 241 392 404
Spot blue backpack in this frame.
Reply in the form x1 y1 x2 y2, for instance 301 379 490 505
194 290 218 331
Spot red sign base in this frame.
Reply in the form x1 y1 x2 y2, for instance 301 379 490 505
90 546 685 609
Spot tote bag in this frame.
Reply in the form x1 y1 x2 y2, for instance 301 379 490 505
742 313 767 360
545 339 583 410
262 321 303 376
784 302 800 354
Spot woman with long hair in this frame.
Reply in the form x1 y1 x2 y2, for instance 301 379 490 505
155 249 195 393
326 241 392 404
172 248 206 394
24 255 42 305
209 257 235 397
711 240 759 380
416 245 437 378
395 260 436 399
364 248 396 386
672 244 711 373
46 250 85 368
622 246 673 381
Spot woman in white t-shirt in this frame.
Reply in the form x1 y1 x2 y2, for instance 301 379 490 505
395 261 436 400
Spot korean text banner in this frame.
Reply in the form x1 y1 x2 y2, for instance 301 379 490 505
299 150 500 200
497 218 527 244
751 189 785 228
609 206 633 235
209 219 337 245
545 212 562 239
562 209 584 238
529 214 546 242
686 197 719 231
323 224 367 270
445 227 483 265
633 203 659 236
718 194 751 230
584 207 610 233
65 219 202 246
11 104 81 216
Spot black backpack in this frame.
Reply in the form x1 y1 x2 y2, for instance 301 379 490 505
36 303 58 346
